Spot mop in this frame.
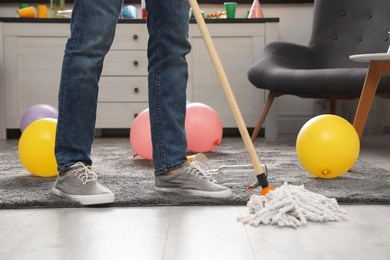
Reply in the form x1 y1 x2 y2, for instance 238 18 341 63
237 183 348 228
188 0 273 196
189 0 347 227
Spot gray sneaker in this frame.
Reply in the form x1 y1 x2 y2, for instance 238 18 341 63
52 162 115 205
155 158 233 198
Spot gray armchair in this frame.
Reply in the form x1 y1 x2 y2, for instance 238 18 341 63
249 0 390 140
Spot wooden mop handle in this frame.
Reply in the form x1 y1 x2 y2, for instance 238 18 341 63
188 0 269 186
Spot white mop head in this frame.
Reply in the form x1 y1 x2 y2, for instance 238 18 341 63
238 182 348 228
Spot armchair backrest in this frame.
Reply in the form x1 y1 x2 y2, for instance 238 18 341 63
309 0 390 69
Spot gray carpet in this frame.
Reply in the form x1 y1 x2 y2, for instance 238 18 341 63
1 137 389 208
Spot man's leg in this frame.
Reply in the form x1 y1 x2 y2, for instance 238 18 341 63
146 0 233 198
53 0 123 205
146 0 191 175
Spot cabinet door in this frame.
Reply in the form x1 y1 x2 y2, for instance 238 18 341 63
189 24 265 128
111 24 148 50
102 50 148 76
4 36 66 128
3 24 150 130
96 102 149 128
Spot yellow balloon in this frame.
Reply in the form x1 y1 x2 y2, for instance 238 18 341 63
18 118 58 178
296 114 360 179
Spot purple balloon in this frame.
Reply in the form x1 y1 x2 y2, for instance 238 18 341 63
20 104 58 132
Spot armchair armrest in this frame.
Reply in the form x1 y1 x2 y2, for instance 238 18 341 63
263 41 318 69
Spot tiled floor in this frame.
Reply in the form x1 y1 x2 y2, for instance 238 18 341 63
1 135 390 260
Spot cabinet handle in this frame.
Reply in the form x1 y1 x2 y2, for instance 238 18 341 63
133 34 138 40
133 60 139 66
134 87 139 93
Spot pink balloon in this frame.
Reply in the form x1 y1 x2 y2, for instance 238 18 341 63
185 103 223 153
130 109 153 160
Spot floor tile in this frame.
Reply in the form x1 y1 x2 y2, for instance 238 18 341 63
70 207 171 260
163 206 255 260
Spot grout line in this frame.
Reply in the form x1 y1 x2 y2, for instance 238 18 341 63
160 206 173 260
67 208 106 260
236 205 257 260
0 208 37 239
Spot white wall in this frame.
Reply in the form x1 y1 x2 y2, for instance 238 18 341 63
199 4 318 135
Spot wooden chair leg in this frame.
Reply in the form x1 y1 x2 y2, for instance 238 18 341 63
251 91 277 142
353 60 384 138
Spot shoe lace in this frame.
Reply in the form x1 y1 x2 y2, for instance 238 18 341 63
183 162 213 179
70 162 98 185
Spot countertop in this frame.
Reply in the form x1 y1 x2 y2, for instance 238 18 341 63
0 17 280 23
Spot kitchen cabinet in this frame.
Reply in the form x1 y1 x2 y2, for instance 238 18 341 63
0 18 279 139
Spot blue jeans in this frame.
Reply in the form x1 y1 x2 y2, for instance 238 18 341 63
55 0 191 175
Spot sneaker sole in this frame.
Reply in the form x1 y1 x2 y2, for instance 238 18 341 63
52 187 115 205
154 187 233 198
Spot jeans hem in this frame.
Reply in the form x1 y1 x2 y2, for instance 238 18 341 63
154 161 186 176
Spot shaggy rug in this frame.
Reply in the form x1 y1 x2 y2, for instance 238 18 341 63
1 137 389 208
